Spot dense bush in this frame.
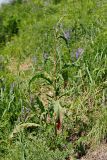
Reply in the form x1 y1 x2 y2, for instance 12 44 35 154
0 16 19 46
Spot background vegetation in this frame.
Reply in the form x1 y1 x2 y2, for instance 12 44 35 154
0 0 107 159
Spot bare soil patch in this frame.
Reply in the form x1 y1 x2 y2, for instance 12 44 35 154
81 144 107 160
7 57 32 74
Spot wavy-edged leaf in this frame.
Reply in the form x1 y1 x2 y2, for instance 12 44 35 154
53 100 63 133
10 123 40 140
58 35 68 45
36 96 45 113
29 72 53 89
59 87 74 99
53 100 62 119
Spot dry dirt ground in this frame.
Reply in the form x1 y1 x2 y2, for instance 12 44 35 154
81 144 107 160
8 57 32 73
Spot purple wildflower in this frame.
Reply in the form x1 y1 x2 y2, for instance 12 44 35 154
64 30 71 40
76 48 84 59
43 51 49 62
20 106 31 122
10 82 15 94
32 56 37 64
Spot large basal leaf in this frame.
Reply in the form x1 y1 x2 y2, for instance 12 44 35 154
36 96 45 113
53 100 64 133
10 123 40 140
62 69 68 88
29 72 53 89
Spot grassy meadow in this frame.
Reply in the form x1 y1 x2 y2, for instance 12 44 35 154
0 0 107 159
